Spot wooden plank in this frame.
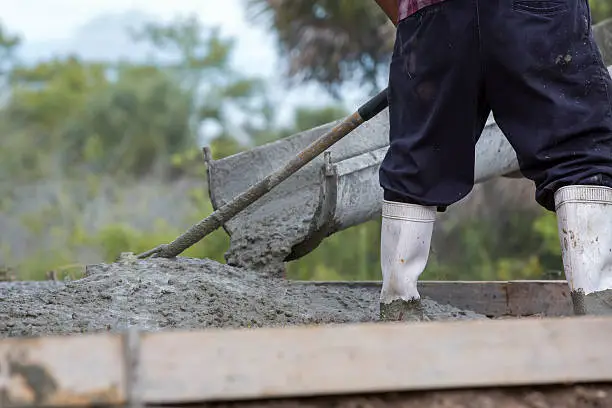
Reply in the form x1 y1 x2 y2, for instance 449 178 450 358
418 281 509 316
138 317 612 404
290 280 573 317
0 333 126 407
507 281 574 317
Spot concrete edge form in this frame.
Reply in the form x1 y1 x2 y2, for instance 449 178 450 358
2 315 612 407
289 280 574 317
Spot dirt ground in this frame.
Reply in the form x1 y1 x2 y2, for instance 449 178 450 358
197 385 612 408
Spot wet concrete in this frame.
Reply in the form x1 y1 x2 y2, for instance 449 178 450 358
572 288 612 315
223 187 319 277
0 257 485 338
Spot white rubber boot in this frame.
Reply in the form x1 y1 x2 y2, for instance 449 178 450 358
555 185 612 315
379 200 436 321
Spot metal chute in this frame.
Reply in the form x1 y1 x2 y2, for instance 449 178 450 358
204 109 520 262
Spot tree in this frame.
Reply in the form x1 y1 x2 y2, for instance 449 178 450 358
131 15 274 151
1 57 110 182
60 64 195 177
244 0 394 97
0 21 20 90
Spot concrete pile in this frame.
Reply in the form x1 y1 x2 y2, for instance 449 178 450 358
0 256 485 338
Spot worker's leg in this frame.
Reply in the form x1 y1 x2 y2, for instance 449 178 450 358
483 0 612 314
379 0 489 321
379 201 436 321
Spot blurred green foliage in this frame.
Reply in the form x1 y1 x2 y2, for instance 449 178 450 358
591 0 612 23
3 1 609 281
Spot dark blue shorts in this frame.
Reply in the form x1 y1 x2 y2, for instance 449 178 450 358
379 0 612 212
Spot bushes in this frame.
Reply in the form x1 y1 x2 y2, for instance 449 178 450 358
1 177 230 281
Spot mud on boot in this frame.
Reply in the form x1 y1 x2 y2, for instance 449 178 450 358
379 298 425 322
571 289 612 316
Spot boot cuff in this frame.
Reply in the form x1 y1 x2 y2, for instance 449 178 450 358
554 185 612 210
382 200 436 222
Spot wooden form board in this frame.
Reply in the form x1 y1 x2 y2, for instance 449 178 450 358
292 280 574 317
2 316 612 407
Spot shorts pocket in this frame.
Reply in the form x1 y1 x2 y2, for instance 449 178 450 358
513 0 568 15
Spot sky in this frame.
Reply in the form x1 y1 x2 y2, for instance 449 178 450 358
1 0 370 129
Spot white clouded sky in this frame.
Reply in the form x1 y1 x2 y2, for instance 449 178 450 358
4 0 242 41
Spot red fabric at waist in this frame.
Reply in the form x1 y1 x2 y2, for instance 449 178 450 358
398 0 448 20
